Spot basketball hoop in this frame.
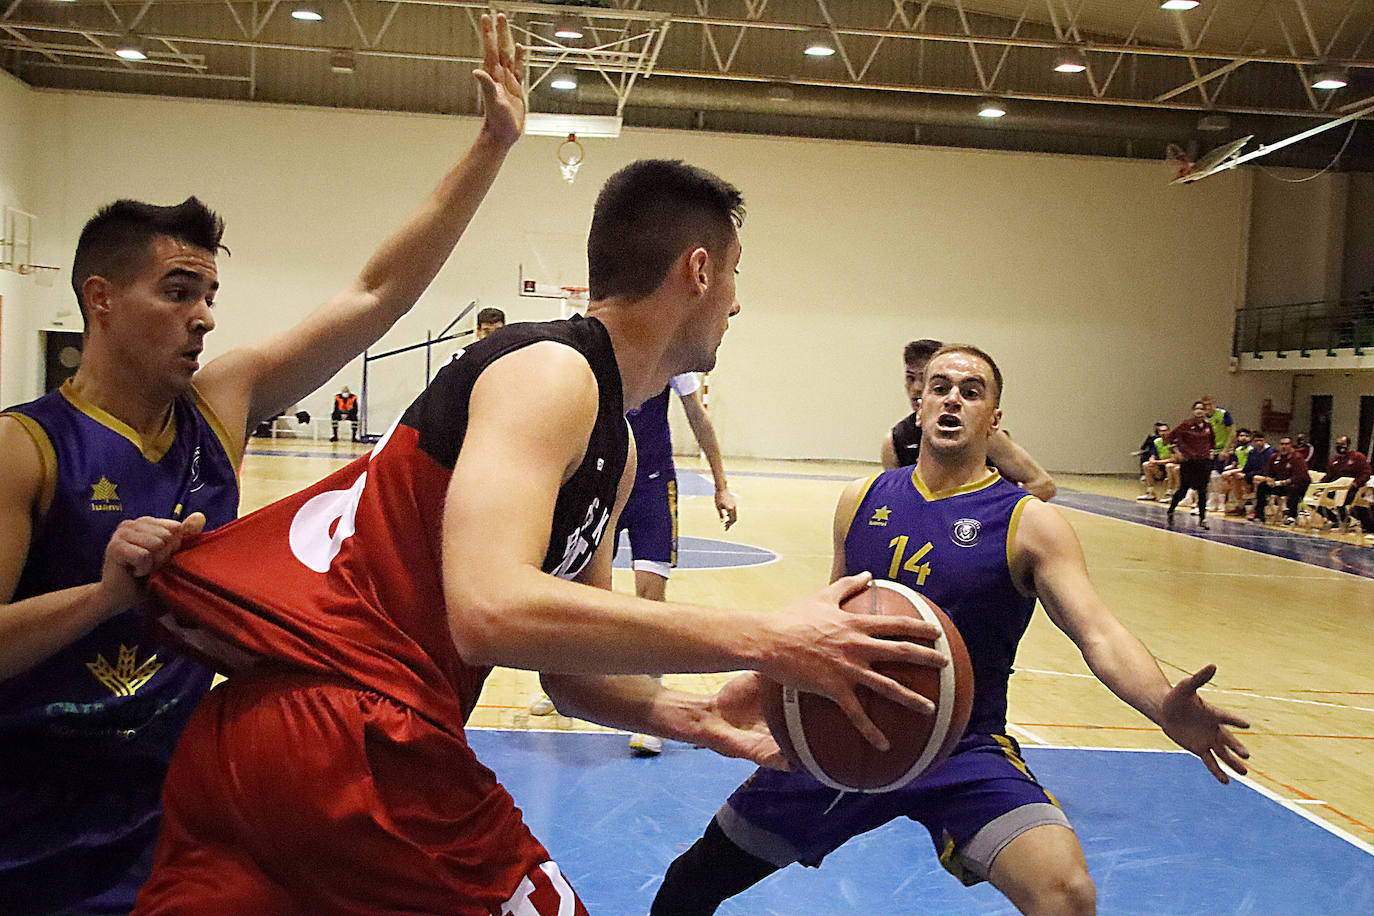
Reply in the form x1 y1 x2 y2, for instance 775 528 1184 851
16 264 59 276
558 133 584 184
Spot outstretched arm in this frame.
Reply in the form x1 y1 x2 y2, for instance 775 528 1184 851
1013 499 1250 783
678 387 737 529
196 13 527 438
988 430 1056 501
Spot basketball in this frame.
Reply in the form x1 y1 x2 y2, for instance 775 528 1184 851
762 579 974 793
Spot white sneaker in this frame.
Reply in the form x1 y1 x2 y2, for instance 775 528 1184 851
628 733 663 756
1136 493 1155 501
528 694 556 716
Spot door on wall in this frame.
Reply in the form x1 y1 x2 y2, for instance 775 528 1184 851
43 331 84 392
1309 394 1333 469
1360 396 1374 457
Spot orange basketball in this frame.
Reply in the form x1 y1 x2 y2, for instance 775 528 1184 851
762 579 974 792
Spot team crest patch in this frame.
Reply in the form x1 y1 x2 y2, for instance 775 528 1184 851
951 518 981 547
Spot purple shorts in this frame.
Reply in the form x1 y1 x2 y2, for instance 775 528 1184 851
615 465 678 576
716 733 1069 886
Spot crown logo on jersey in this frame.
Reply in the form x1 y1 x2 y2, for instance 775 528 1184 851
951 518 981 547
869 506 891 527
90 475 123 513
87 645 162 697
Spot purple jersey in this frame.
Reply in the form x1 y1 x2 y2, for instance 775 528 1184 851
844 467 1037 736
0 381 240 913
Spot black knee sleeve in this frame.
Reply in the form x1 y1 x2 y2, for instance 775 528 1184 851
650 818 781 916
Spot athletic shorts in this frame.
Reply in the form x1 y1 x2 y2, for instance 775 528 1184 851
715 733 1069 887
133 671 587 916
615 464 678 578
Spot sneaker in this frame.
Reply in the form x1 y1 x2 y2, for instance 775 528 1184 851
1157 496 1172 504
1166 510 1176 527
1282 517 1297 527
528 694 556 716
628 733 663 756
1136 494 1156 501
1198 519 1209 530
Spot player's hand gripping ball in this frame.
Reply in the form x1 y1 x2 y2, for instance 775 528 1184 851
762 580 974 792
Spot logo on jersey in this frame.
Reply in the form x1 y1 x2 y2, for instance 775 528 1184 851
868 505 891 527
86 645 162 697
90 475 122 512
551 498 610 580
951 517 981 547
187 445 205 494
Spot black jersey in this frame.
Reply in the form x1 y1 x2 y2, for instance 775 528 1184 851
891 412 922 467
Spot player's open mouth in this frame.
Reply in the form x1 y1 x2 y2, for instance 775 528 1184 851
937 414 962 429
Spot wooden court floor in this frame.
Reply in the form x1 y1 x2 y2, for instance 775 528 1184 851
239 440 1374 852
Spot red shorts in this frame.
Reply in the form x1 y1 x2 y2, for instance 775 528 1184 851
133 671 586 916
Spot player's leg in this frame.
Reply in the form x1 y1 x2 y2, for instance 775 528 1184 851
330 408 341 441
627 475 676 755
634 569 667 601
650 818 780 916
986 825 1095 916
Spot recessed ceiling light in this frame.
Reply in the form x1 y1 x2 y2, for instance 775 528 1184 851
1311 70 1348 90
114 33 147 61
1160 1 1200 10
1054 52 1087 73
550 67 578 91
978 98 1007 118
291 6 323 21
553 15 584 40
802 30 836 57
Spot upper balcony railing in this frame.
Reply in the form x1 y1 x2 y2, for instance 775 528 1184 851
1233 297 1374 358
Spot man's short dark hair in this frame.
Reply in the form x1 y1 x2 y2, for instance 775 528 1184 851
72 197 226 323
1237 427 1251 436
927 344 1003 406
1253 432 1267 441
476 307 505 326
903 339 943 366
588 160 744 301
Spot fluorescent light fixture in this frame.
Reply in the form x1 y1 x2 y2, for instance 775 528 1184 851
553 15 584 40
329 50 355 73
1054 52 1087 73
802 30 836 57
291 6 323 20
114 33 147 61
526 113 622 138
549 67 578 91
1197 113 1230 131
1311 70 1348 90
767 83 795 102
1160 1 1199 10
977 98 1007 118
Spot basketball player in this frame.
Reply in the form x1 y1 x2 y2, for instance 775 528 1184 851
651 346 1250 916
0 14 530 913
882 338 1056 502
126 162 945 913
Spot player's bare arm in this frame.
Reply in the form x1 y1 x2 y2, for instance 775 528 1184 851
0 418 205 678
1012 498 1250 783
195 12 527 439
879 431 899 470
443 348 947 749
987 430 1056 501
678 387 737 529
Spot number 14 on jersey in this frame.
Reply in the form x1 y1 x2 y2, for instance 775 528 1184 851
888 535 933 585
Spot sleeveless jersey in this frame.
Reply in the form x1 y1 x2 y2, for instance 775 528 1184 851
843 467 1037 736
147 315 628 735
0 382 240 886
890 412 922 467
1151 436 1174 460
627 373 698 481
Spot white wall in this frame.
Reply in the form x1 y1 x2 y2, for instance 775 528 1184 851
1343 174 1374 300
1292 372 1374 450
12 88 1310 471
1247 171 1347 307
0 70 39 408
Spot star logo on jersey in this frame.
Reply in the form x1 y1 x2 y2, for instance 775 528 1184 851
951 517 981 547
86 645 162 697
869 506 891 527
90 475 122 512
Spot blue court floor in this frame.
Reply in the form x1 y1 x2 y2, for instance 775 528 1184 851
470 729 1374 916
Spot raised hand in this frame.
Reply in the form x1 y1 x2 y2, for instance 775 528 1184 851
99 512 206 613
1159 664 1251 784
473 12 526 148
758 573 947 753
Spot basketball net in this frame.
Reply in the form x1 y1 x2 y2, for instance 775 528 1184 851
558 133 584 184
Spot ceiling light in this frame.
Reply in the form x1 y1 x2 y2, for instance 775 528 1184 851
1197 113 1230 131
1160 1 1200 10
291 6 323 20
329 50 355 73
552 15 584 40
802 30 836 57
114 33 147 61
549 67 578 91
767 83 795 102
1311 70 1348 90
977 98 1007 118
1054 52 1087 73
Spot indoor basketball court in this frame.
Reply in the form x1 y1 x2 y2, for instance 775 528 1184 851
2 1 1373 913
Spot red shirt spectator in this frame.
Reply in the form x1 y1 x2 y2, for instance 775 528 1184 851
1324 441 1372 489
1169 416 1215 462
1263 449 1309 486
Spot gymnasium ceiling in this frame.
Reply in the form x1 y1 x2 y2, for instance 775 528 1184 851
5 0 1374 170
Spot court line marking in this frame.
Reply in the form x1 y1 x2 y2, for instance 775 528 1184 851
1230 770 1374 857
1015 666 1374 714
